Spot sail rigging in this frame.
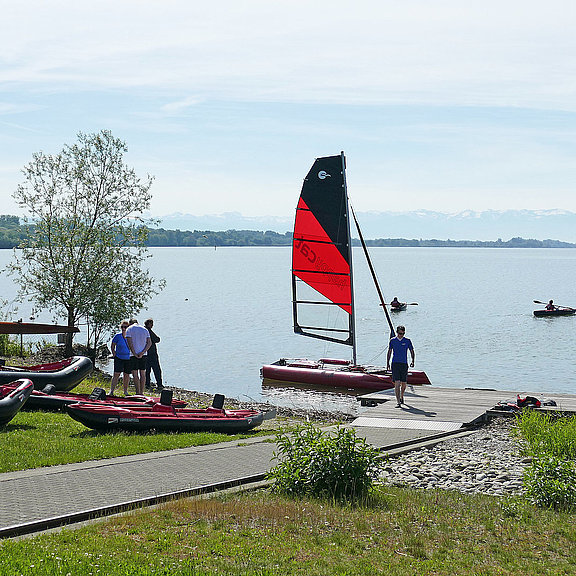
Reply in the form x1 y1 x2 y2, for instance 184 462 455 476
350 206 395 340
262 151 432 389
292 153 355 354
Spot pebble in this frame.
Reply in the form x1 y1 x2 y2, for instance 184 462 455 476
379 417 528 496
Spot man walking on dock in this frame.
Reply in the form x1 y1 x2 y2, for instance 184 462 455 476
386 325 415 407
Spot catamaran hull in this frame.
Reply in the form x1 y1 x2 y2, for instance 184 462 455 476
0 356 93 391
0 385 188 411
261 360 431 390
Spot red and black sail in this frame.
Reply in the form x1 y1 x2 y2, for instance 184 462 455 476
292 153 355 346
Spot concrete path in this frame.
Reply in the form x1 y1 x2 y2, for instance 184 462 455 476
6 385 573 539
0 436 279 539
0 424 454 539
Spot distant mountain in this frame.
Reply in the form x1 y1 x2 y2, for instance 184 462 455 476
156 209 576 242
156 212 292 235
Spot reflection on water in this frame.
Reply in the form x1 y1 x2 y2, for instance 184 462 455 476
261 382 363 417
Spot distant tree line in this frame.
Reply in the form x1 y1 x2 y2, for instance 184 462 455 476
146 228 293 246
0 215 30 248
1 215 575 248
364 237 576 248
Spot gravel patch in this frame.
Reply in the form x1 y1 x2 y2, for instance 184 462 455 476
380 417 531 496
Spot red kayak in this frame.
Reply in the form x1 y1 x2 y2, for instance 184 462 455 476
66 393 269 433
0 379 34 427
0 383 188 411
0 356 93 391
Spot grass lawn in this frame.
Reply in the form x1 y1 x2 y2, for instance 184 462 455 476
0 410 274 473
0 374 280 474
1 489 575 575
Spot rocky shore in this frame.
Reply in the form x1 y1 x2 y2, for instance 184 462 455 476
16 346 353 425
380 417 530 496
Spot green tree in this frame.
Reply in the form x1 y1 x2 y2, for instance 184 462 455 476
9 130 163 356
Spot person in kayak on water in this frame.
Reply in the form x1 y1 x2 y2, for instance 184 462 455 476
546 300 557 311
390 297 403 309
386 325 415 408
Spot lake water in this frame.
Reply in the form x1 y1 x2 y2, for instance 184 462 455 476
1 247 575 415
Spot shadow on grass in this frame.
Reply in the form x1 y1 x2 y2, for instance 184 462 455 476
0 423 37 433
71 429 155 438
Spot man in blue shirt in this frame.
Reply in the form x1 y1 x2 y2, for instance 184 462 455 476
386 325 415 407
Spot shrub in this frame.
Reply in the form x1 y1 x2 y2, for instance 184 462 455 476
0 334 30 357
515 411 576 459
267 424 382 502
523 455 576 510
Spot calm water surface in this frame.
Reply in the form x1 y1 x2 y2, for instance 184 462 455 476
1 247 575 414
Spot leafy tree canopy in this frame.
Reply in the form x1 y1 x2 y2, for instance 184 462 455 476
8 130 164 355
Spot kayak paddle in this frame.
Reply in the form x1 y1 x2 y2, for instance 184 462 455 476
534 300 575 311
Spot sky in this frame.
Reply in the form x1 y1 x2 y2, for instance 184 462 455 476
2 0 576 220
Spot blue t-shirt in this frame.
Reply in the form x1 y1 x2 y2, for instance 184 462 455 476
111 332 131 360
388 336 413 364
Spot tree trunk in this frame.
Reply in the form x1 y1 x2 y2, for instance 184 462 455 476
65 307 75 356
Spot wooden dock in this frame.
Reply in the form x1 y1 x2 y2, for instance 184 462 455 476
352 386 576 432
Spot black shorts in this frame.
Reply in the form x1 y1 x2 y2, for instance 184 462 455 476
391 362 408 383
113 357 131 375
129 356 147 371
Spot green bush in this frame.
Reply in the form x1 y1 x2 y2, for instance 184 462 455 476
267 424 382 502
0 334 28 357
523 455 576 510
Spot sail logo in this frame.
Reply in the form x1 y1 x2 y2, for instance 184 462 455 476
317 170 331 180
294 238 317 263
294 239 347 290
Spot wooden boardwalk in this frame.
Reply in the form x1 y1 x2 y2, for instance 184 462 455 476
352 386 576 432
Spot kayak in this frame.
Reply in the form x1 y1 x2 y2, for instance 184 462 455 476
0 379 34 427
0 356 93 391
65 393 269 433
0 383 188 411
390 303 407 311
533 308 576 317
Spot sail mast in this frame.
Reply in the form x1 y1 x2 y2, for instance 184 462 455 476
351 206 395 340
341 152 357 365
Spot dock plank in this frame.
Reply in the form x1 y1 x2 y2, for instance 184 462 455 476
352 386 576 430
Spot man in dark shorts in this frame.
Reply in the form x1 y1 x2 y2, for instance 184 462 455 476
144 318 163 390
125 318 152 395
386 325 415 407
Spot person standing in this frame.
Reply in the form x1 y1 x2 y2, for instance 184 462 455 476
386 325 415 408
125 318 151 395
144 318 163 390
109 321 131 396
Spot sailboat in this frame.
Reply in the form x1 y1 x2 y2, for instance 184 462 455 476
261 152 431 391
